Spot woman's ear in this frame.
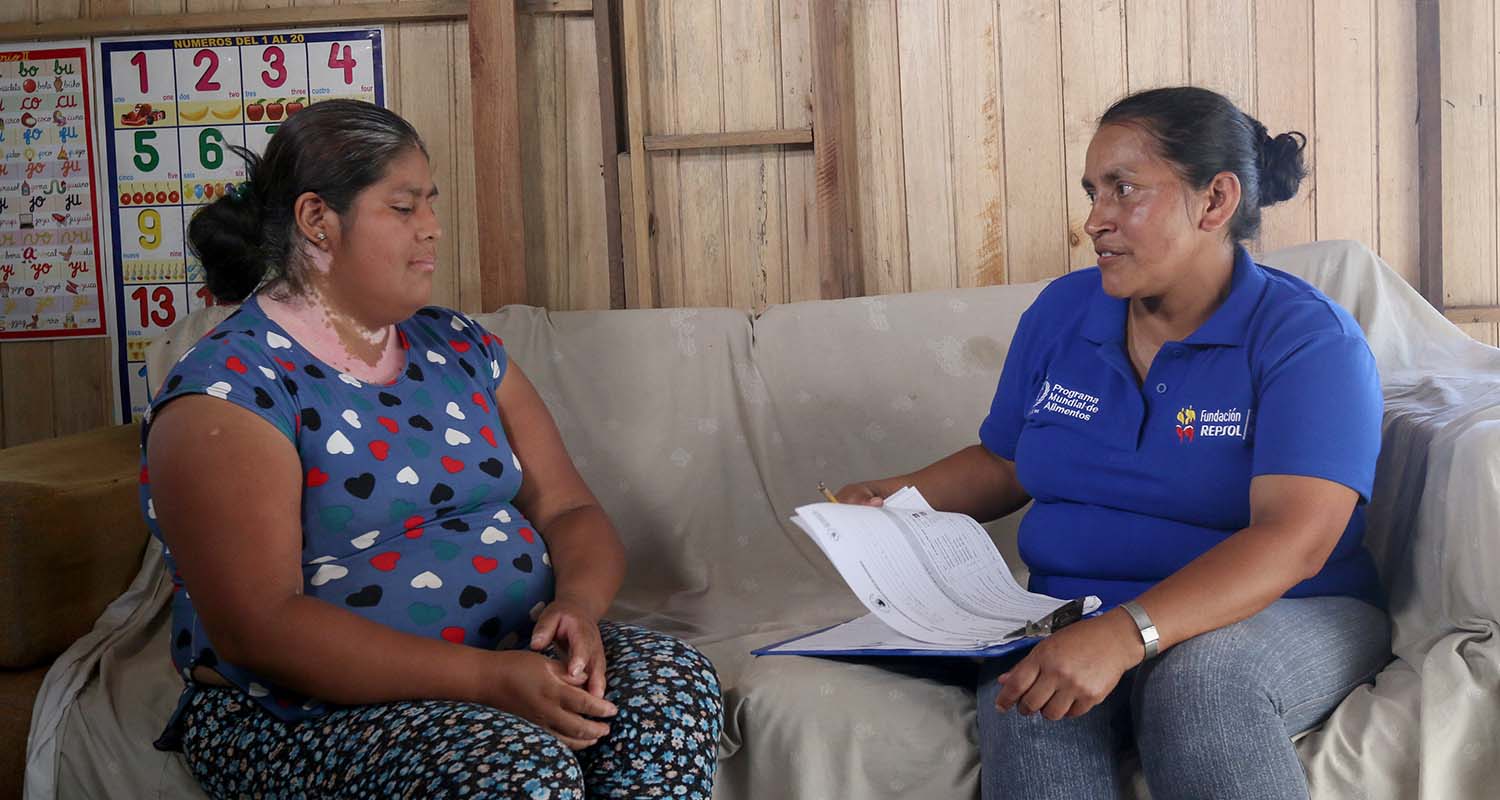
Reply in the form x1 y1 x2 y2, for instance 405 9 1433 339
1198 171 1242 234
293 192 334 249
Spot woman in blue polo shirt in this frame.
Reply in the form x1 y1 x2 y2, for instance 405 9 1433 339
837 86 1390 799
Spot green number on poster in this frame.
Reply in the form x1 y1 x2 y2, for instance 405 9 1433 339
199 128 224 169
132 130 158 172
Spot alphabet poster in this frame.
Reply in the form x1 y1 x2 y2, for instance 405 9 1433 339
97 27 385 421
0 43 106 340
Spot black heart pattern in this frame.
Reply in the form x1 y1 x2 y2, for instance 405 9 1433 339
512 554 533 573
379 391 402 407
408 415 433 431
406 363 425 382
460 358 475 378
344 472 376 500
441 519 470 532
254 387 275 409
282 377 299 396
460 585 488 608
175 629 191 650
479 617 502 638
304 364 326 379
479 458 504 477
301 408 321 432
430 483 454 504
345 585 383 607
166 375 183 392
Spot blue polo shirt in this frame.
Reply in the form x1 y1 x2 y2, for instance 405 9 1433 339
979 246 1383 609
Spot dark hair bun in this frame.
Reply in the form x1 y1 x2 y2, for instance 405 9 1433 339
1256 130 1307 207
187 147 267 303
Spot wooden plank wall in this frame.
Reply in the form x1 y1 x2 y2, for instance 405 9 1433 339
596 0 1422 314
0 0 480 447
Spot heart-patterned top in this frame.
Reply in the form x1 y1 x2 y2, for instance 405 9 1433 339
139 296 555 743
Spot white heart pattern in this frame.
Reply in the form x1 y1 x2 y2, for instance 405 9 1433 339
410 570 443 589
396 466 420 485
444 428 471 446
481 526 508 544
310 563 349 586
351 530 380 549
512 453 522 472
445 402 465 420
341 409 362 429
266 331 292 349
310 555 336 564
493 509 511 523
542 553 551 566
450 316 467 331
258 366 277 380
147 499 156 519
206 381 232 400
177 346 196 363
326 430 355 455
338 373 363 388
490 360 500 379
426 350 447 365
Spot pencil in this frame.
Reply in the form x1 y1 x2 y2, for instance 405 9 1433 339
817 482 839 503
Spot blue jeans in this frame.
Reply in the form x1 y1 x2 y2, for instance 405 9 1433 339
975 596 1390 800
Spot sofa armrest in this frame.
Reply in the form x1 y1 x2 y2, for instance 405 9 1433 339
0 423 149 669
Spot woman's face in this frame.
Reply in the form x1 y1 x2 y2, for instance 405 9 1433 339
320 147 442 325
1081 123 1214 300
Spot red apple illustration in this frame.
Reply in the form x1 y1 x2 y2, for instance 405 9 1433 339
23 78 35 93
246 100 265 122
285 98 305 115
266 98 285 121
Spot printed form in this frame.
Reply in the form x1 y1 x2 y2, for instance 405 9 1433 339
785 487 1100 652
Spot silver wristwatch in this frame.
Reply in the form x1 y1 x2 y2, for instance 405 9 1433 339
1121 600 1160 660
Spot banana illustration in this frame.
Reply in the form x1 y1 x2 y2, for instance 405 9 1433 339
178 106 209 122
210 104 241 121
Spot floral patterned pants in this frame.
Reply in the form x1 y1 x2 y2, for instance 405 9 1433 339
181 621 721 799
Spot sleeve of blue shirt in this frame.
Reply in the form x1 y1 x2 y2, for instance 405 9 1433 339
978 307 1041 461
1251 332 1383 503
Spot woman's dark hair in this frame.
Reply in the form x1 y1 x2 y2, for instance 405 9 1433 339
188 99 427 302
1099 86 1305 243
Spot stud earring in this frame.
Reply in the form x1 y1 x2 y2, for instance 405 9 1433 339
316 232 327 241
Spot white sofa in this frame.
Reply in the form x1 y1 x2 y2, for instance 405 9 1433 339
26 241 1500 798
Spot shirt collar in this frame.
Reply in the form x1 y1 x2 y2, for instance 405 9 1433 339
1080 244 1266 347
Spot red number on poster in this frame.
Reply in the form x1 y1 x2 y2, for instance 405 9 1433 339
131 286 177 328
195 285 218 308
129 51 148 93
261 46 287 88
327 43 356 85
194 49 222 92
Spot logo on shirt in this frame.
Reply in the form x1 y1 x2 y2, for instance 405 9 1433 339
1175 405 1251 442
1033 378 1101 422
1175 407 1196 442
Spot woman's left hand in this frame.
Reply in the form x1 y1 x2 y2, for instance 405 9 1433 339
993 609 1144 720
531 598 608 698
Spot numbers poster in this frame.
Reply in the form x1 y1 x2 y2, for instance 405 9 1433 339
0 43 107 340
97 27 384 421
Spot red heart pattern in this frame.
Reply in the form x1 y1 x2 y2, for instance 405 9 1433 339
143 303 550 723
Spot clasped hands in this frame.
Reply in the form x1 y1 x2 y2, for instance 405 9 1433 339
486 597 614 750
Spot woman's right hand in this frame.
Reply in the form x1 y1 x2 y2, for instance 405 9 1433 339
484 649 618 750
835 482 888 506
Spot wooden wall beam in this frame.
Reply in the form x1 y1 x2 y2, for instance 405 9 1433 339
620 0 655 308
1415 0 1444 310
593 0 626 309
644 127 813 152
1443 305 1500 324
522 0 595 15
810 0 861 299
0 0 466 42
471 0 528 309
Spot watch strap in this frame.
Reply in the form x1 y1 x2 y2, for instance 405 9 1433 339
1121 600 1160 660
